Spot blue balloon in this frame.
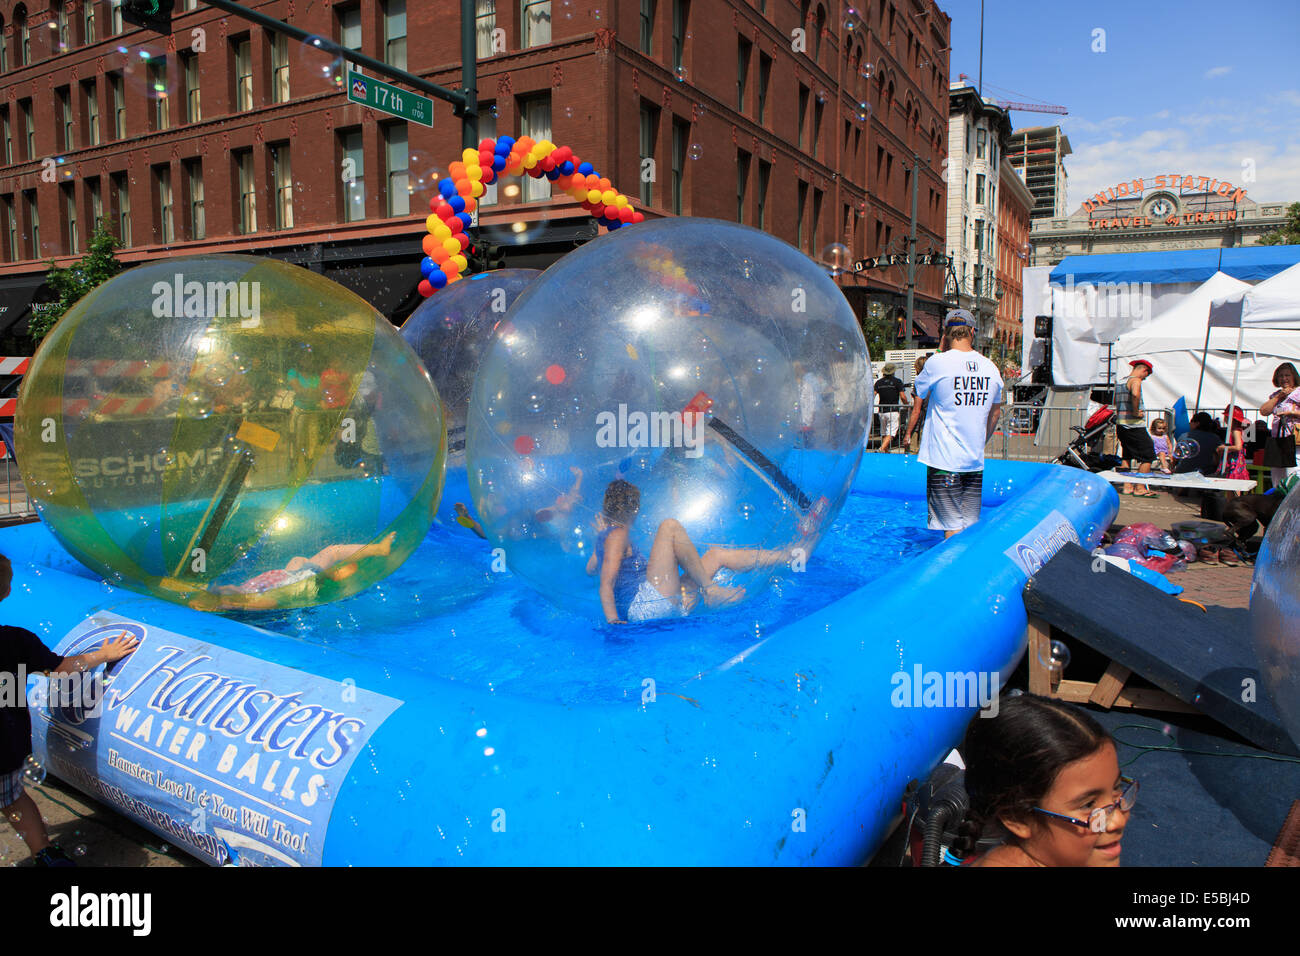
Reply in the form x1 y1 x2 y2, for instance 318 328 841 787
561 161 575 175
456 213 474 231
492 155 507 172
606 219 622 230
420 257 436 278
545 168 561 181
429 270 448 289
577 162 595 175
449 195 466 213
439 179 456 198
496 136 515 154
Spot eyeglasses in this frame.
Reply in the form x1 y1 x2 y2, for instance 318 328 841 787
1033 776 1138 833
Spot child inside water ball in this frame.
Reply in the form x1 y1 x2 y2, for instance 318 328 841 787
586 479 799 624
211 532 398 609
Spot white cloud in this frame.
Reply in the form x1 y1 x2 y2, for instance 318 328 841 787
1204 66 1232 79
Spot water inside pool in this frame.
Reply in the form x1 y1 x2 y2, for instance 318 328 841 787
231 489 965 704
36 489 990 704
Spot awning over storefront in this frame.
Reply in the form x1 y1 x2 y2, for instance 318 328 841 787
0 274 54 339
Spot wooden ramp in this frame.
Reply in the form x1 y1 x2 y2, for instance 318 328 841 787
1022 543 1299 757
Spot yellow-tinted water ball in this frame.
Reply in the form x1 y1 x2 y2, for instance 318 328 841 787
15 255 446 612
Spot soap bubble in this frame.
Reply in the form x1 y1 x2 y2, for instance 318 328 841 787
674 66 688 82
21 755 45 786
688 143 704 161
1174 437 1200 460
1037 639 1071 675
821 243 852 277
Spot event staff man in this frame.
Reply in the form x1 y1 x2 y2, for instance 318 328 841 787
903 310 1004 539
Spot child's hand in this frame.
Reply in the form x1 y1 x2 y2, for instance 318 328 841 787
98 632 140 662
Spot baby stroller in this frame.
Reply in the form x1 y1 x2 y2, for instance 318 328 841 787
1054 405 1119 471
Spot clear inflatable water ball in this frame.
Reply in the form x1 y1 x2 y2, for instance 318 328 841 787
466 218 873 621
400 268 539 462
15 255 446 612
1250 487 1300 748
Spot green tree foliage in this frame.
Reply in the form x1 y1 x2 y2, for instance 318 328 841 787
1257 202 1300 246
32 225 123 345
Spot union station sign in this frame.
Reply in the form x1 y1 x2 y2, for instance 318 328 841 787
1081 174 1250 230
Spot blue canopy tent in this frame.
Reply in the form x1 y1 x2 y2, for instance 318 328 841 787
1051 246 1300 286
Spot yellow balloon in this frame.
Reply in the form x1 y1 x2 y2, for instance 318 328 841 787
443 237 461 255
586 189 602 203
462 148 478 163
471 181 484 197
615 195 628 208
452 253 467 270
601 189 617 205
426 214 440 232
466 165 483 182
524 155 538 169
433 222 452 241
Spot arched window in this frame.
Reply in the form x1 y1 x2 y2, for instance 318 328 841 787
814 5 825 62
15 5 30 67
0 16 7 73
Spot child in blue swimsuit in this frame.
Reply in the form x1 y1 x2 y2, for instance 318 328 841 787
586 479 794 624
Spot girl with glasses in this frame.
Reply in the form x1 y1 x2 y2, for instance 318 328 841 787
954 694 1136 867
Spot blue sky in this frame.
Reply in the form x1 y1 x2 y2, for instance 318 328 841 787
944 0 1300 211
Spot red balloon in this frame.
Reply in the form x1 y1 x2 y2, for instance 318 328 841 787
541 156 556 172
448 216 465 235
479 150 495 167
619 206 634 223
553 146 571 163
436 203 455 220
631 212 645 223
513 435 536 455
482 167 496 185
456 233 470 250
479 138 495 151
545 364 566 385
418 280 434 297
591 203 606 218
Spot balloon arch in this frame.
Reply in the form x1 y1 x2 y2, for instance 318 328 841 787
418 137 645 297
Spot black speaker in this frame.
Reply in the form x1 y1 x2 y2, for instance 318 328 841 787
1034 314 1052 338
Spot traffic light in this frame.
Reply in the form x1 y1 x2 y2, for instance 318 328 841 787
122 1 175 35
465 240 506 274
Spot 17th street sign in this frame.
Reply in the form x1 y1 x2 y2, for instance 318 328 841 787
347 70 434 128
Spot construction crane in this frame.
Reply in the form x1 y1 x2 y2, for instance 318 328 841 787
956 76 1068 115
994 100 1068 115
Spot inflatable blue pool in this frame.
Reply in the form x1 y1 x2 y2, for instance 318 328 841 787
2 454 1115 865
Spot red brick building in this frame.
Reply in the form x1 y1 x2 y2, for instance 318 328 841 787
996 158 1032 364
0 0 950 343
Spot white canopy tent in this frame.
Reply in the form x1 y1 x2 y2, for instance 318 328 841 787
1111 271 1296 413
1205 263 1300 450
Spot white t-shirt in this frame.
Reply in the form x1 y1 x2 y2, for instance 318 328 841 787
913 349 1004 472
